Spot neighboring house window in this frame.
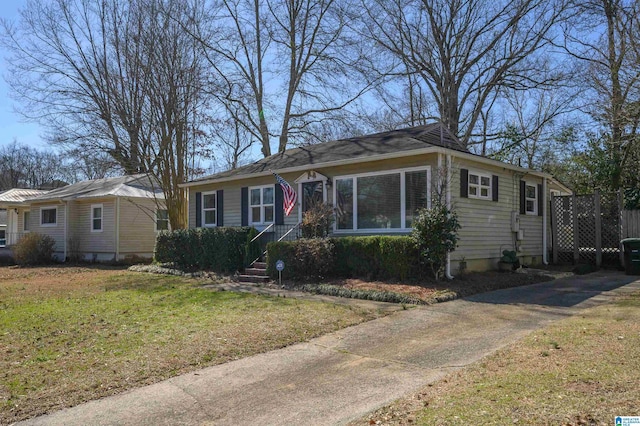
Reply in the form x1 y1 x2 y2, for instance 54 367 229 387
525 183 538 215
249 185 274 225
23 211 31 232
202 191 217 227
156 209 170 231
40 206 57 227
91 204 103 232
335 167 430 231
468 172 492 199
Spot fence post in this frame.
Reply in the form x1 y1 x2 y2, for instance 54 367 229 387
572 194 579 264
594 190 602 267
550 194 558 264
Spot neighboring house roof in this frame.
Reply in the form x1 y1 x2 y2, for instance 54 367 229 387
29 174 165 202
184 123 466 186
0 188 50 205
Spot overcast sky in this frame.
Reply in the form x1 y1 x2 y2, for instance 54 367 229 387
0 0 47 151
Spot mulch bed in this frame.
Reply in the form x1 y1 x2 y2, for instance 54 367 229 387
282 270 558 304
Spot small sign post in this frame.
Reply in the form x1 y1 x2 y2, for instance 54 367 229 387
275 260 285 287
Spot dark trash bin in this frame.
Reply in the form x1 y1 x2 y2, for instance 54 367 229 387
621 238 640 275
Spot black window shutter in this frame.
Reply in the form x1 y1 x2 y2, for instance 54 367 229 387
537 184 543 216
241 187 248 226
492 175 499 202
460 168 469 198
519 180 526 214
217 189 224 226
195 192 202 227
275 184 284 225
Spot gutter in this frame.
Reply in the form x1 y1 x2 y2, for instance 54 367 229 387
63 200 68 261
115 196 120 261
543 177 548 265
445 153 454 280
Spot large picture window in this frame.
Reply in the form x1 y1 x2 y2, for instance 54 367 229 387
335 167 430 231
249 185 274 225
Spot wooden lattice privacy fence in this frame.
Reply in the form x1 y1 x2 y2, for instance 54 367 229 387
550 190 625 266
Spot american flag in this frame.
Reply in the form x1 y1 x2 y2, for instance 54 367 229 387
273 172 297 216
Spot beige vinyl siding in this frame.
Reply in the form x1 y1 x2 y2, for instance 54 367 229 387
189 155 439 229
118 198 160 257
68 200 116 254
30 203 66 253
451 159 544 263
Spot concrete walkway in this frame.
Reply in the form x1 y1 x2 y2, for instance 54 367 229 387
19 271 640 426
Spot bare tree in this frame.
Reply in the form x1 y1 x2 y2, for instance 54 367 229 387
198 0 374 157
2 0 211 228
559 0 640 189
361 0 569 150
0 140 68 190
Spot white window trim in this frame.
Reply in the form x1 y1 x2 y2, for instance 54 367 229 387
202 191 217 227
91 203 103 233
333 166 431 233
525 182 538 215
155 208 170 232
249 184 275 226
23 210 31 233
467 170 492 200
40 205 58 227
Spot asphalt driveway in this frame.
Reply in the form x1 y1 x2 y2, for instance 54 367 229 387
19 271 640 426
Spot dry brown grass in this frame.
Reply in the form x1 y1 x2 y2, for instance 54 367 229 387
355 291 640 426
0 265 382 425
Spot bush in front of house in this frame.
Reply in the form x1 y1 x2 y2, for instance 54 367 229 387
411 204 460 280
154 227 259 272
266 236 424 281
267 238 334 280
300 202 334 239
12 233 56 266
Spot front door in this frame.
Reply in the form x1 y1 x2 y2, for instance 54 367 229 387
301 181 324 212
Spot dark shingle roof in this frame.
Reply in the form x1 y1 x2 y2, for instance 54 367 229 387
189 123 465 184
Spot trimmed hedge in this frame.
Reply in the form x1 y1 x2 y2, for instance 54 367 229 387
266 236 425 281
154 227 259 272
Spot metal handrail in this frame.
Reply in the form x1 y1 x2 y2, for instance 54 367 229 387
278 222 301 242
250 222 274 243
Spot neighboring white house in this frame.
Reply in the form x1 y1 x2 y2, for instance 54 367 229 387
0 175 166 261
0 188 50 247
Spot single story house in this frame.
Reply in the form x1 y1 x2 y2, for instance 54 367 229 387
180 123 571 274
0 175 166 262
0 188 51 247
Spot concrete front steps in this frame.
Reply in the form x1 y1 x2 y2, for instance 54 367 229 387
238 261 270 284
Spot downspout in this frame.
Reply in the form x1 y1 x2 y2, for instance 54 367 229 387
542 177 548 265
445 154 454 280
115 196 120 261
63 201 68 261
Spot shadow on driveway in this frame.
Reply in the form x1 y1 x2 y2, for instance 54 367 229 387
465 270 638 308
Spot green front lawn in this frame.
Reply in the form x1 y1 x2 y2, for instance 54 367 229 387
0 266 381 424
